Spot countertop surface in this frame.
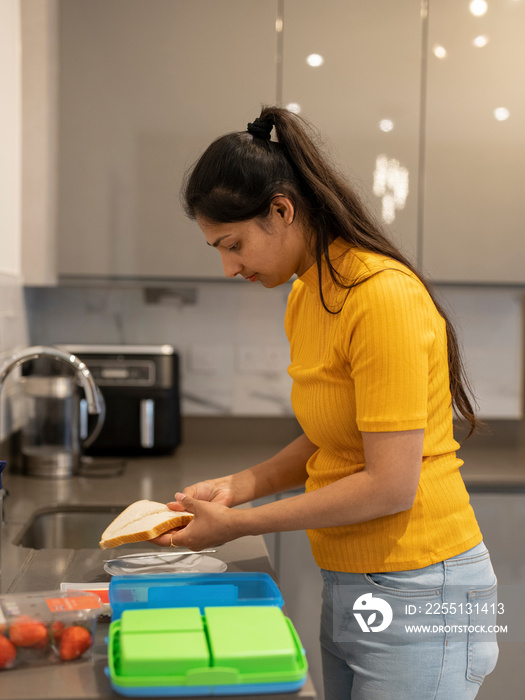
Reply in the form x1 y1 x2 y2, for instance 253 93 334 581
1 416 524 699
0 423 315 700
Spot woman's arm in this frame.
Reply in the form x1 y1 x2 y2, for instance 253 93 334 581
150 433 315 547
155 429 424 549
242 429 424 532
223 432 317 504
156 433 316 509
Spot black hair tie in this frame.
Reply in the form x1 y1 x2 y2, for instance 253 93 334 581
247 117 274 141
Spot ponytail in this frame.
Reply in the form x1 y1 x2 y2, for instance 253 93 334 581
183 106 480 438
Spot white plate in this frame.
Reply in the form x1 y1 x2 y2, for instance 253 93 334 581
104 553 227 576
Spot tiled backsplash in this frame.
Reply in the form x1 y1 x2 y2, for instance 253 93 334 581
437 287 524 420
24 280 524 420
25 281 293 417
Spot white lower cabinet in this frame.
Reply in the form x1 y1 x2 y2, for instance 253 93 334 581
254 491 325 700
275 526 325 700
469 490 525 700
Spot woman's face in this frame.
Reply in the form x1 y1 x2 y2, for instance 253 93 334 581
197 197 314 288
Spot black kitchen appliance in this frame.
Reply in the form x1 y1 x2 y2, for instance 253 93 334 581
60 344 181 456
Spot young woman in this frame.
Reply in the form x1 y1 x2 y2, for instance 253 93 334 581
152 107 499 699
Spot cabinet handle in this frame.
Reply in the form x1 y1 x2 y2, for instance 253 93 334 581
140 399 154 448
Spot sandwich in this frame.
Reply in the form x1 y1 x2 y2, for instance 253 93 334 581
99 499 193 550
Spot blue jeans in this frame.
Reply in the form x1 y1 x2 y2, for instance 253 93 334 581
320 542 499 700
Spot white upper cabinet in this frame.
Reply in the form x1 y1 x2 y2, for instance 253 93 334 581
56 0 277 279
281 0 423 264
423 0 525 283
37 0 525 283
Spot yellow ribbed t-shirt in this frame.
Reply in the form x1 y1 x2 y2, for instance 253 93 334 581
285 238 482 573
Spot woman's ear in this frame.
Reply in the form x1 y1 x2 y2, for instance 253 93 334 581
271 196 295 225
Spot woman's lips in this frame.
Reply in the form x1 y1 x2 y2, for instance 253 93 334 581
245 274 258 282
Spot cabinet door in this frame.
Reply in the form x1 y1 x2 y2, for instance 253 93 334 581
282 0 422 262
277 527 324 699
57 0 277 278
468 491 525 698
423 0 525 282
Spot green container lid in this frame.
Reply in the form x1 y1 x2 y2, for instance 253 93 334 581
120 631 209 677
205 606 298 674
121 607 203 634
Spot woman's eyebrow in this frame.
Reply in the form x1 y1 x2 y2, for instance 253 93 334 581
208 234 231 248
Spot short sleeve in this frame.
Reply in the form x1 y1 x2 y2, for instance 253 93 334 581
345 270 438 432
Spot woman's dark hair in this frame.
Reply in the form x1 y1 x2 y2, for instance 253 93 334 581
183 106 480 437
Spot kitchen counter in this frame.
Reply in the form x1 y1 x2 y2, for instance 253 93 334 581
0 418 315 699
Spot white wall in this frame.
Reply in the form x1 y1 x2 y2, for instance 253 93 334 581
0 0 21 278
0 0 29 448
0 0 28 356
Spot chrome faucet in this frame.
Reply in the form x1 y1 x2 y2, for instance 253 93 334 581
0 345 105 448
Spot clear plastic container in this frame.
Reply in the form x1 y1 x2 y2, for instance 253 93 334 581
0 590 101 670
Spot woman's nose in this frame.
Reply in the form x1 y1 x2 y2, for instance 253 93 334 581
220 253 243 279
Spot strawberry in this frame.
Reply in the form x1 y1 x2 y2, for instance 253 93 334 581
9 616 48 648
0 634 17 669
59 626 92 661
51 620 66 644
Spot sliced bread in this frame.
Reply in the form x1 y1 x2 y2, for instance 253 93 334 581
99 499 193 550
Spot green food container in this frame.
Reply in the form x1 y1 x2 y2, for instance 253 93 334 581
107 604 307 696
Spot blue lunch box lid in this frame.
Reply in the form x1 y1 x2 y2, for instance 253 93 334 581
109 572 284 619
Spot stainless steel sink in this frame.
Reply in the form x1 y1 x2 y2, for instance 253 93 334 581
13 504 126 549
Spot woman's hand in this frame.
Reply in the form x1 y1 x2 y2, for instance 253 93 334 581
150 433 315 549
166 478 235 510
150 493 245 550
